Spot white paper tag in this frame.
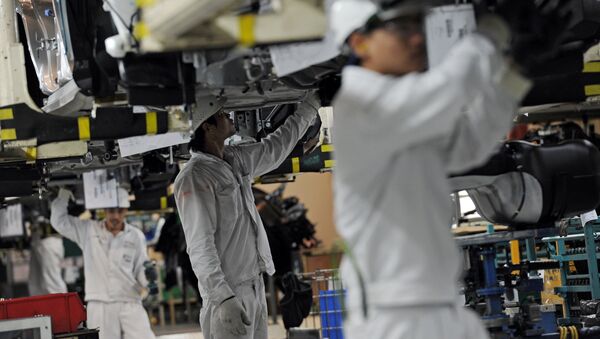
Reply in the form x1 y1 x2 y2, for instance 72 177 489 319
269 37 340 76
268 0 338 76
83 170 118 209
425 4 477 68
581 210 598 226
0 204 24 238
132 106 148 114
118 132 191 157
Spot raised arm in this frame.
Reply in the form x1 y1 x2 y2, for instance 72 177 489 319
233 93 320 177
335 34 511 152
174 171 233 304
50 188 92 248
444 65 530 174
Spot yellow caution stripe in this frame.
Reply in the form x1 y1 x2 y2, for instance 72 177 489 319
584 62 600 73
292 157 300 173
23 147 37 161
321 144 334 153
133 21 149 40
135 0 155 8
78 116 91 140
0 128 16 140
510 240 520 265
160 196 167 209
585 84 600 96
509 239 520 275
146 111 158 135
239 14 256 46
324 159 336 168
0 108 14 120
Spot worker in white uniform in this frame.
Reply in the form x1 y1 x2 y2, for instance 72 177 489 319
50 187 156 339
174 94 319 338
28 220 67 296
329 0 534 338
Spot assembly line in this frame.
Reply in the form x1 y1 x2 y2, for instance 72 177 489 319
2 0 600 338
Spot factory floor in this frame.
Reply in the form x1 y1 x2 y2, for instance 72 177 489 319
154 321 288 339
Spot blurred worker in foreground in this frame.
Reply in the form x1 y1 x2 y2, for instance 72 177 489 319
51 188 155 339
329 0 569 338
174 95 319 338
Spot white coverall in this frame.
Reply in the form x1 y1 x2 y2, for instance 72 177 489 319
28 233 67 296
332 34 530 339
174 97 319 339
50 194 156 339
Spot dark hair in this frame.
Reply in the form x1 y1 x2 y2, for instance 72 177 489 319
189 115 218 152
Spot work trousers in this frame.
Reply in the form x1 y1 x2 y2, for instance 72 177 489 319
344 303 490 339
87 300 156 339
200 276 268 339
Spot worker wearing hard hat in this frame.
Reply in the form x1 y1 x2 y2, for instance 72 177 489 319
173 94 319 338
327 0 544 338
50 188 155 339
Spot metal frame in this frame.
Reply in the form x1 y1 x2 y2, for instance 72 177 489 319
541 220 600 320
0 315 52 339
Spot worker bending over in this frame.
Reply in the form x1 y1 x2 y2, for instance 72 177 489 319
174 95 319 338
51 188 155 339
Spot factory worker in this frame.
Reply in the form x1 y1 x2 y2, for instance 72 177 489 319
328 0 534 338
26 198 68 296
28 220 68 296
51 187 156 339
173 94 320 338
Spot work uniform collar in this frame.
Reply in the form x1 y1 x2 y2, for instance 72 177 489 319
101 221 133 236
190 149 235 170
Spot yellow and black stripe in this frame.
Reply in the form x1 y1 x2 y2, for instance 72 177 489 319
0 107 17 141
584 62 600 97
0 104 169 144
265 144 335 176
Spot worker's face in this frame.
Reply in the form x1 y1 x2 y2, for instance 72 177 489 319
204 111 236 141
104 208 127 231
350 17 427 76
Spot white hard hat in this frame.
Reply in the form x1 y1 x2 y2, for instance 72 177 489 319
330 0 378 48
115 187 130 209
192 95 227 132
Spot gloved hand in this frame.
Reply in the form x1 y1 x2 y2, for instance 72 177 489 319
301 91 321 112
492 0 576 75
296 91 321 123
218 297 251 336
57 188 75 202
477 14 511 53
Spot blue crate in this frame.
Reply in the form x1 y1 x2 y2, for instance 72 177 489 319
318 290 345 339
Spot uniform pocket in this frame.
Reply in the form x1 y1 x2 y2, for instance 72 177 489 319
216 182 241 228
240 175 255 204
121 245 136 268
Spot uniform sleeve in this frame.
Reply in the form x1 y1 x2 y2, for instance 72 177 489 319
338 34 526 152
50 194 91 248
444 66 531 174
232 95 320 177
174 171 234 304
134 230 150 288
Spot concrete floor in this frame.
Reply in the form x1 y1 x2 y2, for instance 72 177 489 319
154 322 288 339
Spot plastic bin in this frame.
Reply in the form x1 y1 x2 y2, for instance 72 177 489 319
0 292 86 334
319 290 344 339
